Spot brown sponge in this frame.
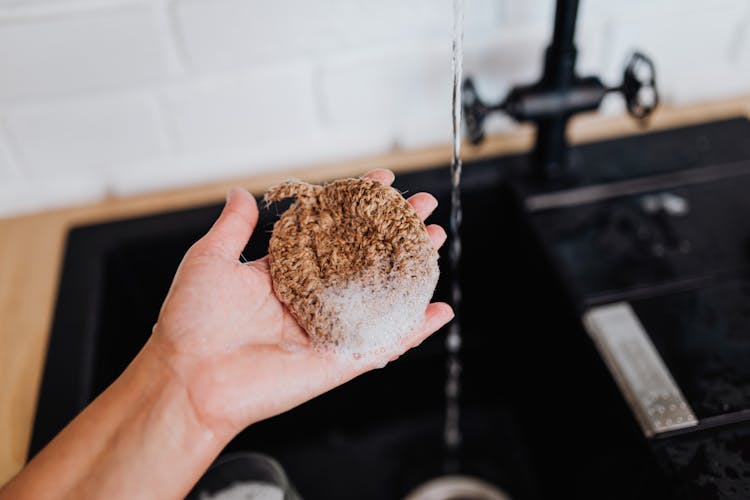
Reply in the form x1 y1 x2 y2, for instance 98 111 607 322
264 177 440 354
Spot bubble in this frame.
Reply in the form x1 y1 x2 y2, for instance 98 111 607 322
317 270 433 357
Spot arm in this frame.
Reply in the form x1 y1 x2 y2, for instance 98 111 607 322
0 338 226 499
0 169 453 499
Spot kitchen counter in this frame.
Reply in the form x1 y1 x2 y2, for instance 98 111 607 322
2 96 750 485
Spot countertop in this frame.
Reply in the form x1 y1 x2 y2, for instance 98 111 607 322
2 95 750 485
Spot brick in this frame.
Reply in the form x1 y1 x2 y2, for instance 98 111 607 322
466 21 607 87
318 11 608 145
109 125 395 196
320 44 451 137
162 64 318 156
504 0 554 28
318 45 458 148
0 176 105 218
5 92 169 179
590 0 750 103
174 0 504 71
0 0 127 10
0 128 18 180
0 4 172 101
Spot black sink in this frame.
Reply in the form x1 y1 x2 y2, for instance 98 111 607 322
30 118 750 499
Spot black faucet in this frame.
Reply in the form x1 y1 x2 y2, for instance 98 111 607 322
463 0 659 182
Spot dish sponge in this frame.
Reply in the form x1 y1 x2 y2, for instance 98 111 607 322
264 177 440 355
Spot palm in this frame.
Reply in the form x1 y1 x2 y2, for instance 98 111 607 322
161 254 306 355
152 170 453 436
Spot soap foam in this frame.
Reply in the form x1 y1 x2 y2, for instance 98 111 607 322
317 269 433 359
199 481 284 500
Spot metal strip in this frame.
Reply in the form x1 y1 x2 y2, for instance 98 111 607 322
525 159 750 212
582 302 697 437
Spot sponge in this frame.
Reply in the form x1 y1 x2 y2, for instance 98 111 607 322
264 177 440 355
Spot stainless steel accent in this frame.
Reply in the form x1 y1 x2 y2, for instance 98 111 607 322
640 192 689 216
403 475 511 500
525 159 750 212
582 302 698 437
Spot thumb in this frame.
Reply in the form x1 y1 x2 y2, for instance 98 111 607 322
198 187 259 259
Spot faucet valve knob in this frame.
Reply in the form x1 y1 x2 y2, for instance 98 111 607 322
462 78 491 145
618 52 659 123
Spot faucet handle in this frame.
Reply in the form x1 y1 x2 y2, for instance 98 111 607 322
462 78 509 145
461 51 659 150
618 52 659 123
462 78 490 145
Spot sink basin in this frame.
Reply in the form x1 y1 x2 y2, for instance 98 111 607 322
30 118 750 499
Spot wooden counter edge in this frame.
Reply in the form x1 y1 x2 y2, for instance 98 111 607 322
2 95 749 485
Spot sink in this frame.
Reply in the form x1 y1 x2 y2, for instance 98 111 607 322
29 118 750 499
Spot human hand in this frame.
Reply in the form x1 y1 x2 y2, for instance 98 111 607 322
150 169 453 441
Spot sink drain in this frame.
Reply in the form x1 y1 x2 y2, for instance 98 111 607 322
403 475 511 500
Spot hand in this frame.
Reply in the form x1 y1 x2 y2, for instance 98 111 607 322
0 169 452 500
151 169 453 440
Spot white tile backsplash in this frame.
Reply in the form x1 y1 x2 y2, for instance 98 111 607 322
0 0 747 217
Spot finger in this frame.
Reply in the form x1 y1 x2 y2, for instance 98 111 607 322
302 301 454 386
386 302 454 364
426 224 447 249
362 168 395 186
244 254 270 272
198 187 259 259
404 302 455 352
407 192 438 221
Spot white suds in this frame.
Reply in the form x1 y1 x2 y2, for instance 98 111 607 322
319 270 434 358
199 482 284 500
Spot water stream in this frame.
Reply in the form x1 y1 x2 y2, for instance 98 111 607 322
443 0 464 471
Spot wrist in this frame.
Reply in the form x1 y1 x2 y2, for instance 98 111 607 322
144 331 245 443
3 335 233 500
95 337 233 498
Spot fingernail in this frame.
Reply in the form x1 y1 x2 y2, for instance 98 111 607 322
227 187 245 203
427 196 439 211
445 305 456 321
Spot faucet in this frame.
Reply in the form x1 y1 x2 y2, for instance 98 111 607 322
463 0 659 182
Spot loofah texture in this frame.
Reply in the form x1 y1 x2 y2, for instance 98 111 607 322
264 177 440 355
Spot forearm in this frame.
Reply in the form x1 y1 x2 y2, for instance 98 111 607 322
0 338 229 500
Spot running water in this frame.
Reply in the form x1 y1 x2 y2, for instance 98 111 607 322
444 0 464 470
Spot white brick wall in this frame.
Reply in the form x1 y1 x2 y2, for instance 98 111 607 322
163 65 319 155
173 0 502 71
6 93 169 177
0 124 18 181
590 0 750 103
0 0 748 217
0 3 174 101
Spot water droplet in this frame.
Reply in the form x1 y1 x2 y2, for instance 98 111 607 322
446 331 461 351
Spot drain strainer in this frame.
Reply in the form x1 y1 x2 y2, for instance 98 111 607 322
404 475 511 500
